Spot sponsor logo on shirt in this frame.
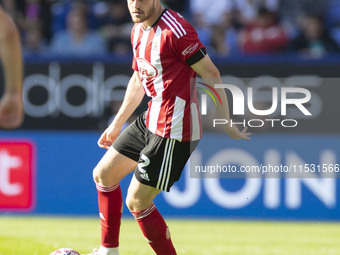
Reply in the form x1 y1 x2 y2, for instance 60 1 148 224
182 43 199 56
136 58 158 80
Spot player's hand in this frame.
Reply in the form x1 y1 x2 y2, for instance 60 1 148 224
0 92 24 129
97 122 122 150
223 125 251 141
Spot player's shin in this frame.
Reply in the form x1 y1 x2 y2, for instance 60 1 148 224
96 183 122 251
131 203 177 255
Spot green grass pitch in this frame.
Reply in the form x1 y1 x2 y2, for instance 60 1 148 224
0 216 339 255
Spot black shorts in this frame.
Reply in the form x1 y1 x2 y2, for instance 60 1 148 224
112 113 199 192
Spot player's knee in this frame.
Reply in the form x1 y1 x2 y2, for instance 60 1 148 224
92 165 117 186
126 194 144 212
125 195 138 211
92 165 102 184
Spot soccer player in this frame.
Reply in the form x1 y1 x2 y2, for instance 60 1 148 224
87 0 251 254
0 6 24 129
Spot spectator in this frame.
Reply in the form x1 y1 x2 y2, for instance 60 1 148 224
22 21 49 56
50 6 106 57
238 7 288 54
289 14 340 58
50 0 74 34
233 0 280 28
1 0 52 43
97 0 132 55
51 0 101 34
25 0 52 42
190 0 233 56
279 0 329 38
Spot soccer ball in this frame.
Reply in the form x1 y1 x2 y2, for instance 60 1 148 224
49 248 81 255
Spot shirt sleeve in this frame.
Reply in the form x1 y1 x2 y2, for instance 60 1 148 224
169 22 206 66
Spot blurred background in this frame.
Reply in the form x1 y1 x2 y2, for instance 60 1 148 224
0 0 340 222
2 0 340 59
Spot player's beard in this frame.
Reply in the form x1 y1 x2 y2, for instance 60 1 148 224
130 0 156 24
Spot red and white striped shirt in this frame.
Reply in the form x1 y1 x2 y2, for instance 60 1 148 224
131 9 205 141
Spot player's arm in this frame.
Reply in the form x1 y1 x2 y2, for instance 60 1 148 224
0 7 24 129
98 71 145 149
0 7 22 94
191 54 251 140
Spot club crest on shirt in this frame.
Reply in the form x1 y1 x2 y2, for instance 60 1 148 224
136 57 158 80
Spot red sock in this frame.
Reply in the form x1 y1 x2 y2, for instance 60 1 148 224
97 183 122 248
131 204 177 255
